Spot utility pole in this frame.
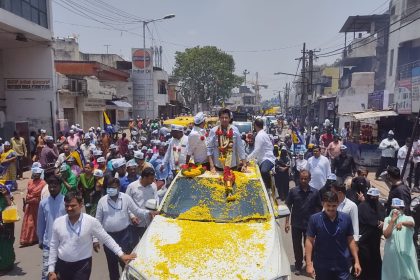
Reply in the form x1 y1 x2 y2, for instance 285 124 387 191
104 44 111 54
284 82 290 114
243 69 250 86
300 42 306 121
308 49 314 120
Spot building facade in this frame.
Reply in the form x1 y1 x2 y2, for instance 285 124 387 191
0 0 56 135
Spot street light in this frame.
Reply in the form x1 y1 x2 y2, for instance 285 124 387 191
138 14 175 118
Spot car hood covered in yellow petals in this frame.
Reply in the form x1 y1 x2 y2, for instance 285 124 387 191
130 215 288 280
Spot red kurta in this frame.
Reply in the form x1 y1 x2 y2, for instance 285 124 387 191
19 179 46 246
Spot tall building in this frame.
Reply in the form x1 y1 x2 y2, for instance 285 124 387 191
0 0 55 135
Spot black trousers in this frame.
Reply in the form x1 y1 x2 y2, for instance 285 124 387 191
129 226 147 252
104 227 132 280
55 257 92 280
375 157 395 178
16 156 23 178
291 226 307 270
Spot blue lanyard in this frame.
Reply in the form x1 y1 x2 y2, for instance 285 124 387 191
107 198 123 211
67 215 83 237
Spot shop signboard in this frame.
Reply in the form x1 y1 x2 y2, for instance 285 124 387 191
5 79 51 90
412 67 420 113
396 79 412 114
367 91 384 110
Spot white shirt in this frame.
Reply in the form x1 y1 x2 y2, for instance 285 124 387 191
187 126 208 163
397 145 412 169
247 130 276 165
48 213 123 272
96 192 150 233
306 155 331 190
162 135 188 170
80 143 96 162
125 181 158 227
295 158 308 172
412 140 420 164
55 153 69 168
378 138 399 158
338 198 359 241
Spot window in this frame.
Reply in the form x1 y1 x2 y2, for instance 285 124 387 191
389 49 394 76
158 80 167 94
0 0 48 28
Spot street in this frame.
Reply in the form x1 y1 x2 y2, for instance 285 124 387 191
3 169 391 280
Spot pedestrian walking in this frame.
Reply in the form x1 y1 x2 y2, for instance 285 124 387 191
347 168 370 205
382 198 420 280
47 191 136 280
397 138 413 188
375 130 399 179
37 176 66 280
412 137 420 192
96 178 155 280
357 188 385 280
247 118 276 189
20 167 46 247
305 191 361 280
58 164 78 195
306 146 331 190
326 135 342 160
331 183 359 241
384 166 411 215
331 145 356 186
0 183 14 274
125 167 158 250
10 131 27 179
274 146 290 200
285 170 322 275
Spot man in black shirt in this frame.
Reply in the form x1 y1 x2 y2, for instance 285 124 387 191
385 166 411 215
285 170 322 275
331 145 357 186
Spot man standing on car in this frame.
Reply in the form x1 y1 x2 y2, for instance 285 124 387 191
247 118 276 188
186 112 209 168
285 170 322 276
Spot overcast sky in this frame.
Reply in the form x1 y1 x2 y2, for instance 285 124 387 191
52 0 389 100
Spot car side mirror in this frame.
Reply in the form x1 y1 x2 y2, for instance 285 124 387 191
145 199 158 211
275 204 290 219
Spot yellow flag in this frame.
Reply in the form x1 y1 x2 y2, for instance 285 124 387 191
103 111 111 125
70 151 83 168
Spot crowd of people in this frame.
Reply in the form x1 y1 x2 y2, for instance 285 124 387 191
0 109 419 280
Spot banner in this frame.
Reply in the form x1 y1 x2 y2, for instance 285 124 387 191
412 67 420 113
396 79 412 114
367 91 384 110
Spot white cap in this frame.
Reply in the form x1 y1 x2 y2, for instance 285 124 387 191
131 130 138 135
391 198 404 208
40 129 47 133
141 146 147 151
69 129 74 134
45 136 54 142
367 188 380 197
388 130 394 135
340 145 347 150
32 162 42 169
96 157 106 163
97 127 101 131
3 141 10 146
109 144 117 150
147 149 153 153
32 167 43 174
75 124 80 128
111 158 126 169
171 124 184 131
128 144 134 150
84 133 91 139
126 159 138 168
327 173 337 180
134 151 144 160
194 112 205 125
93 169 104 177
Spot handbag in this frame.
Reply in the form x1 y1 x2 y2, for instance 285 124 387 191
2 202 20 223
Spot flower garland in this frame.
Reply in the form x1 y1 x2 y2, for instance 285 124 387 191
181 163 206 177
216 126 234 167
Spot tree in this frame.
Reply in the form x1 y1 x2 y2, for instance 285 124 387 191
173 46 243 110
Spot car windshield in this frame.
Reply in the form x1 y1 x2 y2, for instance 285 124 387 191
161 176 270 223
233 122 252 134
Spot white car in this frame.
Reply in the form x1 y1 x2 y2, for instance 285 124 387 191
122 165 291 280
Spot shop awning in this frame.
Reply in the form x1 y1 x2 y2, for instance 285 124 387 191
106 100 132 108
352 110 397 120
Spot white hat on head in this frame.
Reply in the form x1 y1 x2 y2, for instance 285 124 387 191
84 133 91 139
134 151 144 160
109 144 117 150
141 146 147 151
194 112 205 125
3 141 10 146
367 188 380 197
45 136 54 142
93 169 103 177
128 144 134 150
69 129 74 134
96 157 106 163
340 145 347 150
131 130 138 136
76 124 80 128
391 198 404 208
126 159 138 168
388 130 394 135
171 124 184 131
40 129 47 133
112 158 126 169
327 173 337 180
32 167 43 174
93 149 103 156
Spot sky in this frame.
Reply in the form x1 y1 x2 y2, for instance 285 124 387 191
51 0 390 100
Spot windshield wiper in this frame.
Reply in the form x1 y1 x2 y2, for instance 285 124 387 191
232 216 269 223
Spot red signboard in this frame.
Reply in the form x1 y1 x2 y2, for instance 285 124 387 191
132 49 152 69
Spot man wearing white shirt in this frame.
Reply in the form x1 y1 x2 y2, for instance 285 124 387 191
47 191 135 280
331 183 359 241
186 112 209 167
397 138 413 187
96 178 156 280
161 124 188 175
375 130 399 179
125 167 159 250
306 146 331 190
247 118 276 188
55 144 71 168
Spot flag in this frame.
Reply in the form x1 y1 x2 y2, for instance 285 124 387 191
69 149 85 168
103 111 111 126
290 125 303 145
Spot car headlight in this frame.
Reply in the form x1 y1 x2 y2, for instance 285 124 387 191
125 265 147 280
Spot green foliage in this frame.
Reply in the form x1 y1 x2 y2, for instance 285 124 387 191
173 46 243 107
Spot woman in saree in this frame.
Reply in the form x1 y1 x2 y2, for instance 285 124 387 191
79 163 102 216
382 198 420 280
58 163 78 195
19 167 46 246
0 142 17 182
0 184 14 274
